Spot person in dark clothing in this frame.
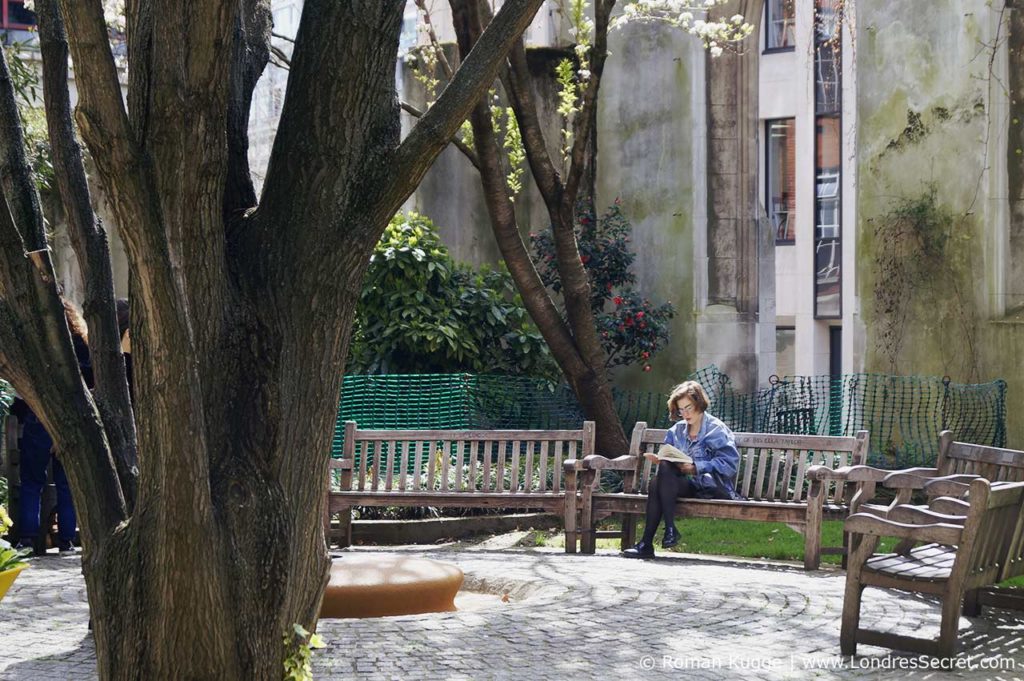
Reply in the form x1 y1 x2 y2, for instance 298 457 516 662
13 299 91 556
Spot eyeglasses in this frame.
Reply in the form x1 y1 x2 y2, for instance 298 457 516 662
675 404 696 417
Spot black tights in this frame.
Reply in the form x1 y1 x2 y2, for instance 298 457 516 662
641 461 697 542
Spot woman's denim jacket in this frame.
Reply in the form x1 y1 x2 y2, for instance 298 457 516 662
663 413 742 500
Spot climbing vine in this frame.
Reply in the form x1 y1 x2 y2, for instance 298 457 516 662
870 186 978 377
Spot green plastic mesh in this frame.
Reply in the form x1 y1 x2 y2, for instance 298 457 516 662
332 367 1007 469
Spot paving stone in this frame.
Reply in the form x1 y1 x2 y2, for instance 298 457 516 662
2 547 1024 680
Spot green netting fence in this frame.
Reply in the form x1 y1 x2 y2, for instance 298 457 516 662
332 367 1007 469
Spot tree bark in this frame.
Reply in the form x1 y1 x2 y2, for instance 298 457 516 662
451 0 629 455
0 0 547 678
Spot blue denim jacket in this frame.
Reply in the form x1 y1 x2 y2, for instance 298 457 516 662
664 413 741 500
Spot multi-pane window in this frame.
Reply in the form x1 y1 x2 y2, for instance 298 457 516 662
767 119 796 243
765 0 796 50
814 0 842 318
1 0 34 29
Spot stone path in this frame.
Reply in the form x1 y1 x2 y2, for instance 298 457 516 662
2 544 1024 680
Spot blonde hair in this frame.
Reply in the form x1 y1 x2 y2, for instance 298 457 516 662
667 380 709 420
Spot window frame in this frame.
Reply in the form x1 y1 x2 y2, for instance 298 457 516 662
763 0 796 54
2 0 35 30
765 117 797 245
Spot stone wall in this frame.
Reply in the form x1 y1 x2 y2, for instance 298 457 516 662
855 0 1024 445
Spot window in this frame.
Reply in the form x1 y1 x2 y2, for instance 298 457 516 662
2 0 35 29
776 327 796 379
765 0 795 51
766 119 796 243
813 0 842 319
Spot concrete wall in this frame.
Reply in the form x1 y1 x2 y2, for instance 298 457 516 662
854 0 1024 445
402 22 711 394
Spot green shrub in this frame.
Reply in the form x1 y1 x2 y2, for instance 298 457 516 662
348 212 557 378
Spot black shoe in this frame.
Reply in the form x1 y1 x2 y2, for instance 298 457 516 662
621 540 655 559
662 525 680 549
57 540 77 554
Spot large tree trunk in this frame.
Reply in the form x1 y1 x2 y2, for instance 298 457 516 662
450 0 629 455
0 0 546 678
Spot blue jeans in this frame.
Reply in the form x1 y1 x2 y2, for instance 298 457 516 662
18 416 77 544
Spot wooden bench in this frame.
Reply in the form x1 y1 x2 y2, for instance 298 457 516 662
325 420 594 547
563 422 869 570
841 477 1024 657
814 432 1024 611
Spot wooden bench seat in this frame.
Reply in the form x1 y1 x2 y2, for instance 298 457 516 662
325 421 594 547
563 422 869 570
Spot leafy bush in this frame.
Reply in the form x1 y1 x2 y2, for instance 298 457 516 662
348 212 557 378
530 201 674 371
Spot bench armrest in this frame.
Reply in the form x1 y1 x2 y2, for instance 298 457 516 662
564 454 637 473
921 475 981 498
881 470 969 491
806 464 894 483
844 512 963 545
887 504 966 526
328 459 354 471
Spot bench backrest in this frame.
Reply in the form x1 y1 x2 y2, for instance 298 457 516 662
331 421 595 494
956 480 1024 587
937 431 1024 483
628 422 869 505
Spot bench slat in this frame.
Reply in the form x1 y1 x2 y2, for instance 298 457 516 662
497 441 507 492
766 450 782 501
740 449 754 499
792 452 808 503
781 450 795 502
753 450 768 499
412 440 423 491
551 440 562 492
511 440 521 493
426 441 437 491
441 441 451 492
524 441 535 492
357 442 368 492
482 441 493 492
469 441 479 492
539 441 549 492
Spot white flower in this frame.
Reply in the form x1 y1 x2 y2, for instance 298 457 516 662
731 14 744 23
680 11 693 22
704 0 716 7
578 68 591 80
710 45 723 57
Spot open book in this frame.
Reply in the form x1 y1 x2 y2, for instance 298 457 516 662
655 444 693 464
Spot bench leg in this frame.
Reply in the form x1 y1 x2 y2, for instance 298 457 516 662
564 481 578 554
580 472 596 554
621 514 637 551
962 588 982 617
336 509 352 549
804 486 824 570
938 591 964 657
840 580 864 656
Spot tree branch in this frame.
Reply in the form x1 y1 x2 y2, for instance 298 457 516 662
480 1 563 213
401 100 480 170
448 0 592 379
386 0 546 212
563 0 615 209
0 43 46 252
37 0 140 511
0 78 128 538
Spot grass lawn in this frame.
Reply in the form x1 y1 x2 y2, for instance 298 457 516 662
533 517 1024 588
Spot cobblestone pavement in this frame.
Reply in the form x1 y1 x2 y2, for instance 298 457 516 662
2 545 1024 680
